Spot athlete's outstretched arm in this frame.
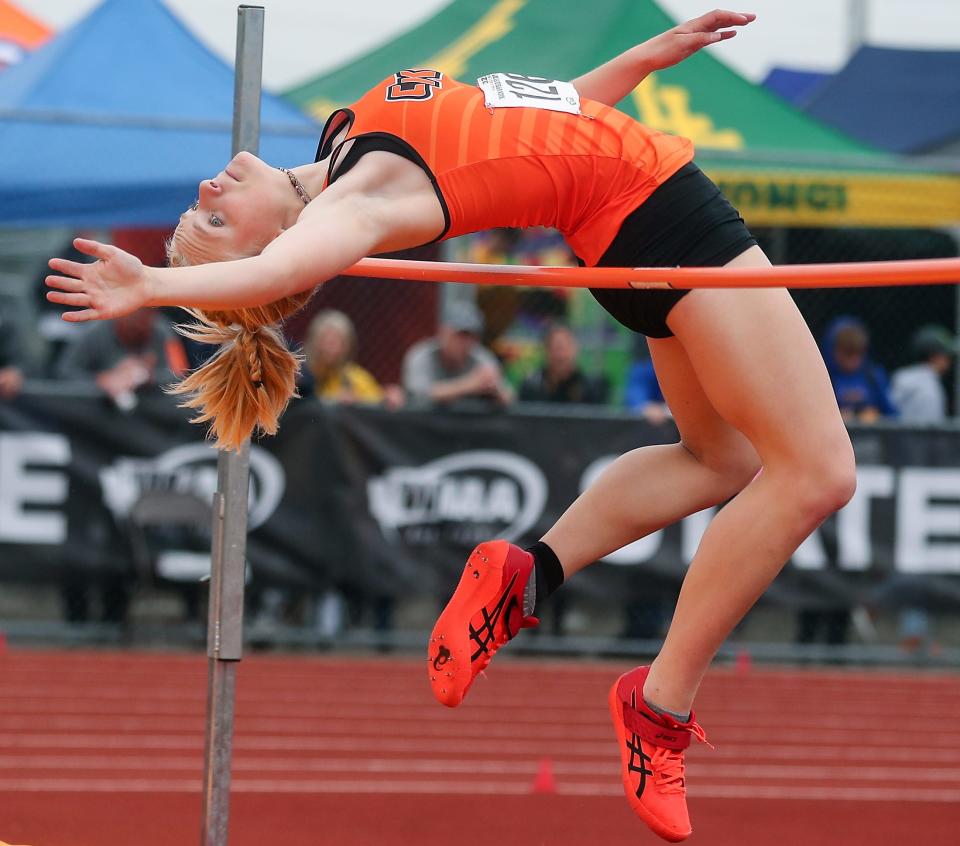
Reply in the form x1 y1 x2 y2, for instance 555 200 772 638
45 194 387 321
572 10 755 107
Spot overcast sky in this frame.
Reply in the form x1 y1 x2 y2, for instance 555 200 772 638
17 0 960 90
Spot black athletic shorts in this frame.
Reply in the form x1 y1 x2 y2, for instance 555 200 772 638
589 162 757 338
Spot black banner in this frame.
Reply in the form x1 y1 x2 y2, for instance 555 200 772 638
1 387 959 609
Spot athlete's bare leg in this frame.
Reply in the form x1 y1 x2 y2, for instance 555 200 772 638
642 246 855 714
540 339 761 573
542 245 854 715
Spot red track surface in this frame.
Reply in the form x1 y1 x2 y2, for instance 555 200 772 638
0 650 958 845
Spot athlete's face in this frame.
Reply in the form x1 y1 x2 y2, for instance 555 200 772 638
172 151 290 264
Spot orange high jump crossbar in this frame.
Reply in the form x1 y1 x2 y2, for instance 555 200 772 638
344 256 960 289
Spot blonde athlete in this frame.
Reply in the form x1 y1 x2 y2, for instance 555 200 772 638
46 11 855 841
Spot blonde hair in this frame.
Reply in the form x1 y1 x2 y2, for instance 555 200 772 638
165 236 313 452
305 309 357 371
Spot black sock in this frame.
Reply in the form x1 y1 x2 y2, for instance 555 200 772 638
644 698 691 725
525 541 565 610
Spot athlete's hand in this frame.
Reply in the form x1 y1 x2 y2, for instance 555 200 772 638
46 238 153 322
639 10 756 71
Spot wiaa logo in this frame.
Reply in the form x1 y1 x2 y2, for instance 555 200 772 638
98 443 285 530
367 450 547 546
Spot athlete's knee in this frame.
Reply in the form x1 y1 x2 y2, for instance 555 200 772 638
682 433 761 498
817 452 857 514
790 439 857 523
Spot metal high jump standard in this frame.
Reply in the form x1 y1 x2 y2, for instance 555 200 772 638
200 7 263 846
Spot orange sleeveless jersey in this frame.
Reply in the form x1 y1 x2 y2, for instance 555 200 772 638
318 70 694 266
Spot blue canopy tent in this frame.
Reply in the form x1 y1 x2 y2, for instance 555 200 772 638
803 46 960 155
0 0 319 227
762 67 831 108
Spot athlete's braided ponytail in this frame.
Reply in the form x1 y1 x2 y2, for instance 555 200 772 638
165 242 312 452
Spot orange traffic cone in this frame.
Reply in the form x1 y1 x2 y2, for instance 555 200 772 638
531 757 557 794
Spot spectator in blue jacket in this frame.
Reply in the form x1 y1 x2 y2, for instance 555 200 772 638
625 336 670 423
625 357 670 423
822 317 897 423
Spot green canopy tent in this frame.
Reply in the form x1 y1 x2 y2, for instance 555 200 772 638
286 0 960 229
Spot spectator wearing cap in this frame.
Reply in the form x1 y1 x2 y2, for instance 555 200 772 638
891 325 956 423
519 323 608 405
884 325 956 656
821 316 897 423
402 300 513 406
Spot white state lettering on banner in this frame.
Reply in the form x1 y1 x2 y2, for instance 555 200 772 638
838 465 895 570
681 507 716 562
895 468 960 574
602 531 663 565
0 432 70 544
580 457 662 565
791 529 827 569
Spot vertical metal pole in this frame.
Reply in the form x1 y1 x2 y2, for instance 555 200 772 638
848 0 868 55
200 7 264 846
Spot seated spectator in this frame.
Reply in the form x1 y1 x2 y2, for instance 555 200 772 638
891 325 956 423
889 325 955 654
625 358 670 423
0 303 28 400
54 308 188 624
304 309 399 406
402 301 513 406
56 308 188 407
822 316 897 423
519 323 608 404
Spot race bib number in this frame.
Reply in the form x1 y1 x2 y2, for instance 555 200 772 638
477 73 581 114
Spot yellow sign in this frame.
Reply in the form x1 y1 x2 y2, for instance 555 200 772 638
426 0 527 78
705 169 960 228
307 96 342 120
306 0 527 120
632 75 744 150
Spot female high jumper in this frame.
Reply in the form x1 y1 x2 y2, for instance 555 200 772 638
46 10 855 841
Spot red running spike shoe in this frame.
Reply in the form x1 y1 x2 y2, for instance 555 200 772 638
608 666 710 842
428 540 539 707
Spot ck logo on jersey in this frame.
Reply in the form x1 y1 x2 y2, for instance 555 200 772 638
386 69 443 102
